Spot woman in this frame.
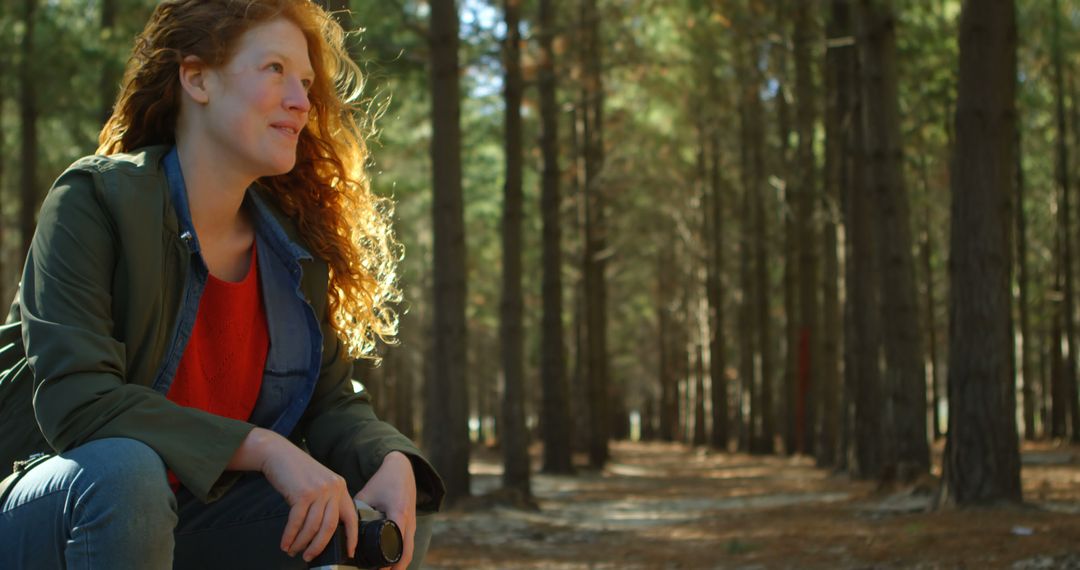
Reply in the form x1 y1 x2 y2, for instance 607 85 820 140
0 1 443 568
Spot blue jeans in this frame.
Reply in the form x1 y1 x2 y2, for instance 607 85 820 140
0 438 433 569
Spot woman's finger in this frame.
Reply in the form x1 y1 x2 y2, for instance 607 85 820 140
281 500 312 553
303 498 340 562
290 496 329 557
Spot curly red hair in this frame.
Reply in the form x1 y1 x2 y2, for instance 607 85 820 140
98 0 401 360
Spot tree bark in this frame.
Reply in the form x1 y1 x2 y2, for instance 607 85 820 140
737 102 755 454
694 344 707 446
0 73 6 300
581 0 610 468
920 196 942 440
1015 119 1035 440
829 0 859 472
424 0 471 506
845 0 883 477
1052 247 1068 437
569 105 592 454
393 350 417 440
773 0 799 457
1070 71 1080 442
857 0 929 481
822 0 851 467
753 99 774 455
942 0 1021 505
658 249 678 441
19 0 38 262
1051 0 1075 440
537 0 573 474
794 0 819 459
99 0 118 125
708 126 729 450
736 1 772 454
499 0 530 496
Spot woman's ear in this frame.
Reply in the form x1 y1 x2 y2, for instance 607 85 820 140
178 55 211 105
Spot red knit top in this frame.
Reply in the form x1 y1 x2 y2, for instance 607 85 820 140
166 242 268 488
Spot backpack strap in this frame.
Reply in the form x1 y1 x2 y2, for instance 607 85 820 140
0 452 52 508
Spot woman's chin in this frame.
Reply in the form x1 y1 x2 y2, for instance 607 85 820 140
263 157 298 178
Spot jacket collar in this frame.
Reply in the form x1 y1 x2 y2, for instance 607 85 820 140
162 147 311 263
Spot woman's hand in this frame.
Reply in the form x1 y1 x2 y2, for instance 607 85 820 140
228 428 359 562
354 451 417 570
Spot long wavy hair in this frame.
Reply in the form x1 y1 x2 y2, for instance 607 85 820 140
98 0 401 361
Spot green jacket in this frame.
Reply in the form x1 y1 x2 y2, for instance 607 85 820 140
0 146 444 510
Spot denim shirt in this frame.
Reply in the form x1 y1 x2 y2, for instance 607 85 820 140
154 148 322 438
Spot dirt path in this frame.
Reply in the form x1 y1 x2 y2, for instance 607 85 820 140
423 441 1080 569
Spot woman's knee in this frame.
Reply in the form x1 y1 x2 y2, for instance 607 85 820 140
62 437 176 523
71 438 170 493
1 437 177 567
7 438 171 508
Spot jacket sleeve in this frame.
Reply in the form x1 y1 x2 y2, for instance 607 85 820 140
298 289 445 513
22 172 254 503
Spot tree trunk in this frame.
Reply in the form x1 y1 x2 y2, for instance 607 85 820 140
774 0 799 457
1015 119 1035 440
920 197 942 440
708 126 729 450
737 100 755 454
581 0 610 468
19 0 38 261
1070 71 1080 442
100 0 117 125
537 0 573 474
794 0 819 459
394 350 417 440
658 250 678 441
736 3 772 455
753 102 774 455
570 105 591 454
942 0 1021 506
1040 316 1050 438
678 275 693 443
694 344 708 446
1051 0 1076 440
821 0 851 468
845 2 883 477
642 396 656 440
829 0 859 472
499 0 530 496
682 342 692 443
1052 248 1068 437
0 91 6 301
424 0 471 506
857 0 929 481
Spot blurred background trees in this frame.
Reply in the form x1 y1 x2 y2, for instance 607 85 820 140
1 0 1069 507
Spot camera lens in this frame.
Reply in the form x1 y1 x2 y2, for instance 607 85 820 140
360 520 402 567
378 522 403 563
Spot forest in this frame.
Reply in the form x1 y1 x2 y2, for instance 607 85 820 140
2 0 1080 567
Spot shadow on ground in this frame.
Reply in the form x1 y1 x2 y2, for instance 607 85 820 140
424 440 1080 569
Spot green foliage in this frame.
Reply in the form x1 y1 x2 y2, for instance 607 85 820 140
7 0 1079 438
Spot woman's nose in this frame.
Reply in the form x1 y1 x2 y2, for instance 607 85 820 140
285 78 312 113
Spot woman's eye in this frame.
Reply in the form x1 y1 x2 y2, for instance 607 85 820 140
269 62 284 73
301 79 313 91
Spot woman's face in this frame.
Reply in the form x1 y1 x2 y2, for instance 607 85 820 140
202 18 314 179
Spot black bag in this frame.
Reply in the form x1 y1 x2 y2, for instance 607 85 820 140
0 293 52 482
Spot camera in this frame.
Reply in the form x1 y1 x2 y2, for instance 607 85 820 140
308 499 403 569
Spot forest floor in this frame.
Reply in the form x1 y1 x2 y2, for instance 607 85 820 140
423 439 1080 569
